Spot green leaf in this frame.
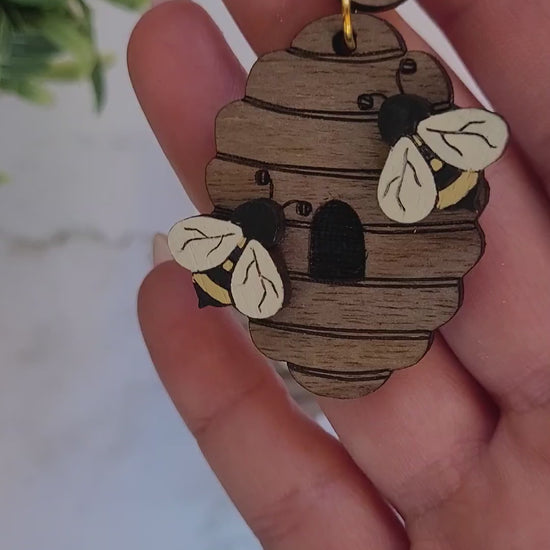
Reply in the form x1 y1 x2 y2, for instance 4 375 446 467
90 57 105 111
0 172 9 185
0 77 54 104
41 58 83 79
44 50 113 80
5 0 67 6
74 0 92 25
5 0 68 7
104 0 150 10
0 14 12 81
39 15 96 76
1 31 58 78
0 0 145 110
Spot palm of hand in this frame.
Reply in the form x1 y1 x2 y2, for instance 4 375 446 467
129 1 550 548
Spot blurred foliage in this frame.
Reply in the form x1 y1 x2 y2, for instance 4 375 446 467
0 0 148 111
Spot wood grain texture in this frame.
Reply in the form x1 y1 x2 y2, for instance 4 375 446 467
281 223 484 278
269 276 462 332
216 101 388 170
207 160 489 225
287 368 391 400
205 13 488 399
397 52 453 105
246 51 452 114
250 322 432 370
290 14 405 61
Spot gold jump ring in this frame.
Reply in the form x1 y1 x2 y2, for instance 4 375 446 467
342 0 357 52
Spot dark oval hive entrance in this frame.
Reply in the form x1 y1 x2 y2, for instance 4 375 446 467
309 200 366 282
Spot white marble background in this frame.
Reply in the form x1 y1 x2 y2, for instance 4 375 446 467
0 2 477 549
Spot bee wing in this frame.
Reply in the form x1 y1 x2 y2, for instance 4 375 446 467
231 240 285 320
417 108 509 171
168 216 244 272
378 137 437 224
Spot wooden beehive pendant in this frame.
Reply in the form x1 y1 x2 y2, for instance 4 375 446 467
168 9 509 399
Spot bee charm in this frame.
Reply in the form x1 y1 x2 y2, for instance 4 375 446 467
167 3 510 399
377 95 509 224
168 199 288 319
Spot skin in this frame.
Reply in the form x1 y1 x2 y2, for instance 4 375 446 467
128 1 550 548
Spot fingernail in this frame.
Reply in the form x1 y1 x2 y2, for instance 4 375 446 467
153 233 172 266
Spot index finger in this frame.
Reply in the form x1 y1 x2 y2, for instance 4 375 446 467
128 1 246 211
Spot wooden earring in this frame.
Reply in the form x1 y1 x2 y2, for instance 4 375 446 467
168 0 510 399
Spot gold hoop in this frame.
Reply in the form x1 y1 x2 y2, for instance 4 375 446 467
342 0 357 52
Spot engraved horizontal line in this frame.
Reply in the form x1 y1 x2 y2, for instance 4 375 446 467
285 218 479 234
251 319 431 341
287 46 405 64
364 225 479 235
243 96 381 122
288 364 392 383
292 370 388 383
213 207 480 234
287 272 460 289
215 153 382 180
289 364 391 378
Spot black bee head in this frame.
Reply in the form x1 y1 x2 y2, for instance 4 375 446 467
231 198 285 249
378 94 432 146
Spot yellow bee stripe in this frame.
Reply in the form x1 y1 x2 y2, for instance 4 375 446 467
222 259 234 272
437 171 480 210
192 274 232 305
430 158 444 172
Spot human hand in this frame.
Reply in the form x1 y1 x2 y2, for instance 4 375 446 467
129 1 550 547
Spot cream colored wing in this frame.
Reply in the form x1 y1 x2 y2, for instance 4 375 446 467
417 108 509 171
231 240 285 319
168 216 243 272
378 137 437 224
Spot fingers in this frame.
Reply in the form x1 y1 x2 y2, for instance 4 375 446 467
322 337 497 522
440 152 550 414
418 0 550 194
128 0 246 212
139 262 408 549
130 0 550 535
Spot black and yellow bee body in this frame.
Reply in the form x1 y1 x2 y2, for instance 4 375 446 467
413 135 481 210
193 239 247 309
191 198 286 310
378 94 483 212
